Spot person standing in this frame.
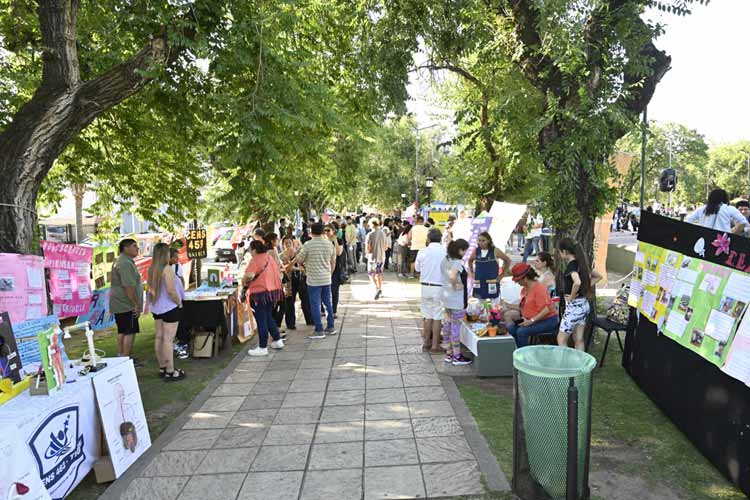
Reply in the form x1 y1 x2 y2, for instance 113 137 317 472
408 216 429 278
441 239 472 365
686 188 746 233
326 223 346 316
344 216 358 272
557 238 601 350
467 232 511 300
415 229 446 352
365 218 387 300
397 222 412 278
523 212 544 262
279 236 300 330
169 247 189 359
382 218 393 271
287 222 336 338
147 243 186 380
110 238 143 367
355 219 367 264
244 240 285 356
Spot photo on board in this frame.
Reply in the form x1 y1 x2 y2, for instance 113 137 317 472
684 307 694 322
681 257 692 269
0 277 15 292
714 341 727 358
691 328 705 347
678 295 691 313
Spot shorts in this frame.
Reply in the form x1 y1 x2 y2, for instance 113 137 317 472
421 285 444 320
409 249 419 262
115 311 140 335
153 307 183 323
367 261 384 276
559 297 590 334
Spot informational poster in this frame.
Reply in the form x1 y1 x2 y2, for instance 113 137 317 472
186 228 208 259
92 360 151 478
428 211 452 228
91 245 116 289
0 253 48 325
12 316 66 369
487 201 527 254
75 288 116 332
41 241 93 319
0 312 23 383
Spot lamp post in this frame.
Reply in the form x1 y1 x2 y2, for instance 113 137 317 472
425 176 434 206
413 124 439 205
401 193 407 209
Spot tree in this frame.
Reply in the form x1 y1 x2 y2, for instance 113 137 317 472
709 142 750 200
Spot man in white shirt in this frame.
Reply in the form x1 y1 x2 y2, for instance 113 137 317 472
415 229 446 352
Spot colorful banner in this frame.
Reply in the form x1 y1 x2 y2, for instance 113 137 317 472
91 245 116 289
75 288 116 332
41 241 93 319
0 253 48 325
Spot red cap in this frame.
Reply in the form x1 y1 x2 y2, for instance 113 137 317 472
511 263 532 282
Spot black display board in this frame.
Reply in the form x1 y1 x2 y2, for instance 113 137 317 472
623 211 750 495
186 228 208 259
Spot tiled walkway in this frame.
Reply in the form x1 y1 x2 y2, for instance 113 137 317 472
118 274 493 500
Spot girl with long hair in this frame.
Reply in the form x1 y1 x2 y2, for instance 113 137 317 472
147 242 185 380
686 188 747 232
556 238 601 350
467 231 511 299
442 239 472 365
532 251 556 296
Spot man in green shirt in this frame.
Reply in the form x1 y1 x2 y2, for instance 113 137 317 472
110 238 144 364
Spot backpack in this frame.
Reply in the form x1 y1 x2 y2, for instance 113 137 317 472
606 284 630 324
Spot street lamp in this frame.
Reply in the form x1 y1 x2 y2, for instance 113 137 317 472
413 123 439 205
401 193 407 208
425 176 435 206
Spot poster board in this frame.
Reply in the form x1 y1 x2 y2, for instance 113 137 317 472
428 211 452 228
186 228 208 259
41 241 93 319
0 312 22 383
75 288 116 332
624 212 750 496
91 246 116 289
0 253 47 325
92 360 151 478
487 201 527 253
12 316 67 370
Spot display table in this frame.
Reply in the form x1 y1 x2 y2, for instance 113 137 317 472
0 357 130 500
460 321 516 377
180 288 238 358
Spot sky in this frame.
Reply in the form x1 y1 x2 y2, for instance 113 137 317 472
407 0 750 145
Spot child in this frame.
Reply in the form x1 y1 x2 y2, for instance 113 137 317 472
441 239 471 366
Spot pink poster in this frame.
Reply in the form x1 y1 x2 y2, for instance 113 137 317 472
0 253 48 325
41 241 93 318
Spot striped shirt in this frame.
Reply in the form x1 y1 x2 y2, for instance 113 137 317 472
296 237 335 286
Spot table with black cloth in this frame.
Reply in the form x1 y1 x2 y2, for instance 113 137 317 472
179 289 238 357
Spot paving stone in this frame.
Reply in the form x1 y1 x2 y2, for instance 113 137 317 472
402 374 442 387
198 447 259 473
336 347 367 356
300 468 363 500
273 406 322 424
212 425 269 448
266 360 302 371
327 377 365 392
281 391 325 408
365 355 401 366
309 441 363 470
367 346 398 356
405 386 447 402
308 339 338 350
300 358 333 369
163 429 221 451
315 421 364 443
408 400 456 418
288 378 328 393
183 411 234 430
250 445 310 472
303 350 336 359
229 409 278 427
177 473 245 500
272 351 306 361
364 465 426 500
225 372 263 384
331 367 367 379
263 424 316 445
411 417 464 438
365 365 402 376
366 387 407 404
243 354 274 363
400 363 437 375
141 451 207 477
365 402 410 420
422 461 484 497
365 438 419 467
122 477 188 500
200 396 245 412
261 370 296 382
366 375 404 389
249 380 291 395
212 383 255 397
295 368 331 380
238 471 304 500
319 404 364 422
240 393 285 410
324 389 365 406
416 436 475 463
334 356 367 366
398 353 433 364
365 419 413 441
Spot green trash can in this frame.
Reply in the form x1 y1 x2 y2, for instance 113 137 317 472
512 346 597 500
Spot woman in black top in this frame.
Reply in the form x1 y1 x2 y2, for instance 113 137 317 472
557 238 602 350
326 223 346 317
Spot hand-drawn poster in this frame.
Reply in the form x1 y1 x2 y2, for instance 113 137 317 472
75 287 116 332
41 241 93 319
0 253 47 325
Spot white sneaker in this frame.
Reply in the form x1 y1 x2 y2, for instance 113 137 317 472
270 340 284 350
247 347 269 356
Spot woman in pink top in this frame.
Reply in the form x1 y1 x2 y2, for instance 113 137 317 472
244 240 285 356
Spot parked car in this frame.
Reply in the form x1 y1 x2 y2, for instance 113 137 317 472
214 230 237 262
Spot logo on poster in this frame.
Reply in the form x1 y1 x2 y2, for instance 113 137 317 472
29 406 86 497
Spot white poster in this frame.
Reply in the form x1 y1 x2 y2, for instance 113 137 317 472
92 360 151 478
487 201 527 251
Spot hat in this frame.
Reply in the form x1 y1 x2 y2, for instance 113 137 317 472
511 263 532 282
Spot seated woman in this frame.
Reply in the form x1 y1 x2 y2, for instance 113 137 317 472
532 251 556 297
503 263 559 348
467 231 511 300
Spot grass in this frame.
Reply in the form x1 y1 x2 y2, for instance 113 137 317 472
456 336 746 500
63 315 243 500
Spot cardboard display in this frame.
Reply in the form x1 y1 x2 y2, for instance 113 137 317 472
41 241 93 319
0 253 48 325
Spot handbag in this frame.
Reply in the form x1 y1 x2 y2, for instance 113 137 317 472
236 293 257 343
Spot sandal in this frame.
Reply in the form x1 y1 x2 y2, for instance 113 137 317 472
159 367 167 378
164 369 186 381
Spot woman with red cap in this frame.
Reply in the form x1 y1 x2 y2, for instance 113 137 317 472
503 262 559 347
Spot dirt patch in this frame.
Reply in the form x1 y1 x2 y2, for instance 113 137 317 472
590 470 684 500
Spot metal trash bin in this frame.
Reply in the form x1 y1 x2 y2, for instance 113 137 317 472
512 346 596 500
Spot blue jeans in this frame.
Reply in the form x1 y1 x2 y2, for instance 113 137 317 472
308 284 334 332
522 237 541 262
507 316 559 348
253 301 280 348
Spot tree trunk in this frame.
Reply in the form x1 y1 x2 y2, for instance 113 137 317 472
0 0 183 254
72 183 86 243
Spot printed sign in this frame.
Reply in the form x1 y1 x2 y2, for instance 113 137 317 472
186 228 208 259
75 288 116 332
41 241 93 319
12 316 67 370
0 253 48 325
92 360 151 478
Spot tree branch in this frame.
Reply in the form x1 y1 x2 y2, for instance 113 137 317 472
418 63 482 87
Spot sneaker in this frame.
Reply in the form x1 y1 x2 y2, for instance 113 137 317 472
444 355 453 363
280 333 288 341
270 340 285 350
177 349 189 360
325 326 337 335
452 355 473 366
247 347 269 356
375 289 382 300
308 332 327 339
